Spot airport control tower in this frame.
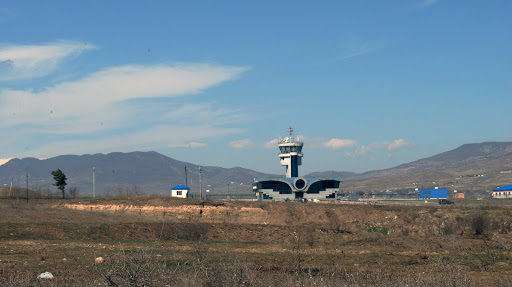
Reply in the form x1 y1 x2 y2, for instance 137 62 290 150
278 128 303 178
254 128 342 201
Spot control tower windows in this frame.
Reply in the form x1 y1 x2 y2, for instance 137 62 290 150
279 146 302 153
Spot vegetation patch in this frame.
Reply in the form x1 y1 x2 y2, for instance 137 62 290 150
367 226 390 235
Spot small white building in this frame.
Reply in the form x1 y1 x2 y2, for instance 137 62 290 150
171 185 189 198
492 185 512 198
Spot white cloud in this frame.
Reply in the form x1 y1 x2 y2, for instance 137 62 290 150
347 139 413 157
264 137 357 150
323 139 357 150
0 41 94 80
264 138 280 149
0 63 249 134
0 158 14 166
348 143 383 157
229 139 254 149
387 139 413 151
0 58 250 158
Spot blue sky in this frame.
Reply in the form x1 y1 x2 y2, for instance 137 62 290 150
0 1 510 175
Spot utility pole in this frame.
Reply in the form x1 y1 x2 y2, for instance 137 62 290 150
26 173 28 203
199 167 202 200
184 167 188 187
9 177 13 197
93 167 96 198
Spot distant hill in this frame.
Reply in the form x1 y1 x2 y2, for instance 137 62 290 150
305 171 358 179
1 142 511 197
0 151 278 196
358 141 512 179
307 142 512 192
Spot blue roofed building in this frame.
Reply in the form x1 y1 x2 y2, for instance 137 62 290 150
171 184 189 198
492 185 512 198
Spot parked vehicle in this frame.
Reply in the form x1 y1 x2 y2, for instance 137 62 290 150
438 199 454 205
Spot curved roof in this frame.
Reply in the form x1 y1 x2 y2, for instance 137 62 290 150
255 177 342 184
493 185 512 191
254 177 341 192
172 185 189 190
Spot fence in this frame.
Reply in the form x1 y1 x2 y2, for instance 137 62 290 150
188 192 256 200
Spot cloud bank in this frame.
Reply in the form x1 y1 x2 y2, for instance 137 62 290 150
323 139 358 150
0 63 249 133
0 41 94 80
0 42 250 157
264 138 280 149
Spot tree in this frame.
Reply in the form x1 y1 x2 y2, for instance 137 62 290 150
51 169 67 199
68 186 78 198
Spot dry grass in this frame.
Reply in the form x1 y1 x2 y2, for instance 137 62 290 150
0 197 512 286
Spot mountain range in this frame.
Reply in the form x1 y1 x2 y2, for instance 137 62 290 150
1 142 511 196
317 142 512 192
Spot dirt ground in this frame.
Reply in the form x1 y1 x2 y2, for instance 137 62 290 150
1 196 512 286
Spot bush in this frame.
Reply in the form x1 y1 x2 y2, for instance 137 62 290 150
95 248 164 287
470 213 489 235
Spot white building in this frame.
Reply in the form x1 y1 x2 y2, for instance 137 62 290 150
492 185 512 198
171 185 189 198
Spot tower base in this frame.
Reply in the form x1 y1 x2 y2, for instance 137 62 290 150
253 177 341 201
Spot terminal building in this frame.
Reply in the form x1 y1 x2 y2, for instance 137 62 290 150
253 128 341 201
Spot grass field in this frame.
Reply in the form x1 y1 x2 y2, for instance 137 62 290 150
1 196 512 286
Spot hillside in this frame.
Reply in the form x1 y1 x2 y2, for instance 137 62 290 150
1 142 511 197
357 142 512 179
0 151 278 196
308 142 512 192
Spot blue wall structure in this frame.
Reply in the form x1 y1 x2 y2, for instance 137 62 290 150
419 188 447 199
